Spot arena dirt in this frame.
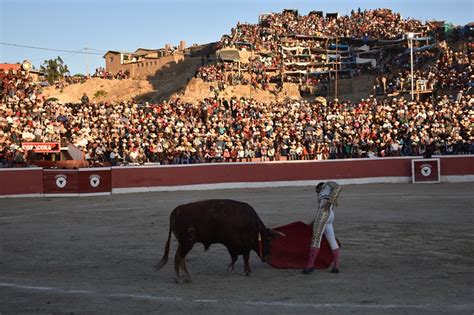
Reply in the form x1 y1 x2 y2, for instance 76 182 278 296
1 183 473 314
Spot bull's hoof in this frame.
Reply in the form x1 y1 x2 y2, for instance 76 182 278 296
302 267 315 274
175 276 192 284
331 268 339 274
244 271 251 276
227 264 235 272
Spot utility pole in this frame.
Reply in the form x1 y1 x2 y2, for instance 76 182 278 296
407 33 415 101
406 32 422 101
280 39 284 86
85 45 89 76
335 37 338 101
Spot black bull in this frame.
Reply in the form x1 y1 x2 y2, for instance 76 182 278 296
156 199 285 283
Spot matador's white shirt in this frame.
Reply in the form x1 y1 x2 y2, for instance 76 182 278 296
317 181 342 205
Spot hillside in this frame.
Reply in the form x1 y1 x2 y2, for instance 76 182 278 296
42 59 204 104
43 72 378 105
43 78 155 103
176 78 302 103
43 42 219 104
43 76 304 104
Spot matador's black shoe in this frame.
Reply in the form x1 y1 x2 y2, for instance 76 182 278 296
302 267 315 274
330 267 339 274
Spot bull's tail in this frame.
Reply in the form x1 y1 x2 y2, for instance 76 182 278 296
155 224 172 269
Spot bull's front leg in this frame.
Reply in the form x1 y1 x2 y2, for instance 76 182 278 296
243 251 252 276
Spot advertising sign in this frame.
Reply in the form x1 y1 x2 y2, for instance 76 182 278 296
412 158 441 183
21 142 61 153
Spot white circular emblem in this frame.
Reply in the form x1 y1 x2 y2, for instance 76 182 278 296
89 175 101 188
55 175 67 188
421 165 432 177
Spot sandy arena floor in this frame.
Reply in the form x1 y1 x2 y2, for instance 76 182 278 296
1 183 473 314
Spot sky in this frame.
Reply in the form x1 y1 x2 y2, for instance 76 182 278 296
1 0 472 75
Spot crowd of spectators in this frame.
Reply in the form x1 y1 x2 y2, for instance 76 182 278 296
196 8 440 91
195 64 226 83
53 68 130 90
1 68 46 167
1 65 472 167
195 62 274 91
219 9 433 52
376 42 473 96
92 67 130 80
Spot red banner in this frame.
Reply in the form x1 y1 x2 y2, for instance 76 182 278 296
21 142 60 153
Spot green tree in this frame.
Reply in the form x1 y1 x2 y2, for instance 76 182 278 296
40 56 70 84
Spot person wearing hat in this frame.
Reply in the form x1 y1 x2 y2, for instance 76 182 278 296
81 93 90 105
12 147 25 167
303 181 342 274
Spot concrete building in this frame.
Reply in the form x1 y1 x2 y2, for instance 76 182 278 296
103 42 186 79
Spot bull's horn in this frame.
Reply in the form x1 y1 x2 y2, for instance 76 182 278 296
272 230 286 237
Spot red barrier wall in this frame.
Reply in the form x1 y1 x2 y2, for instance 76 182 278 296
440 156 474 175
112 156 474 192
1 156 473 197
0 168 43 196
112 158 414 189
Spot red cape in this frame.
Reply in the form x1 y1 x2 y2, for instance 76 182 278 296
267 221 335 269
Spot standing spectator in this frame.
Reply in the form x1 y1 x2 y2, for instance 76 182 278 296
81 93 89 105
109 149 118 166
